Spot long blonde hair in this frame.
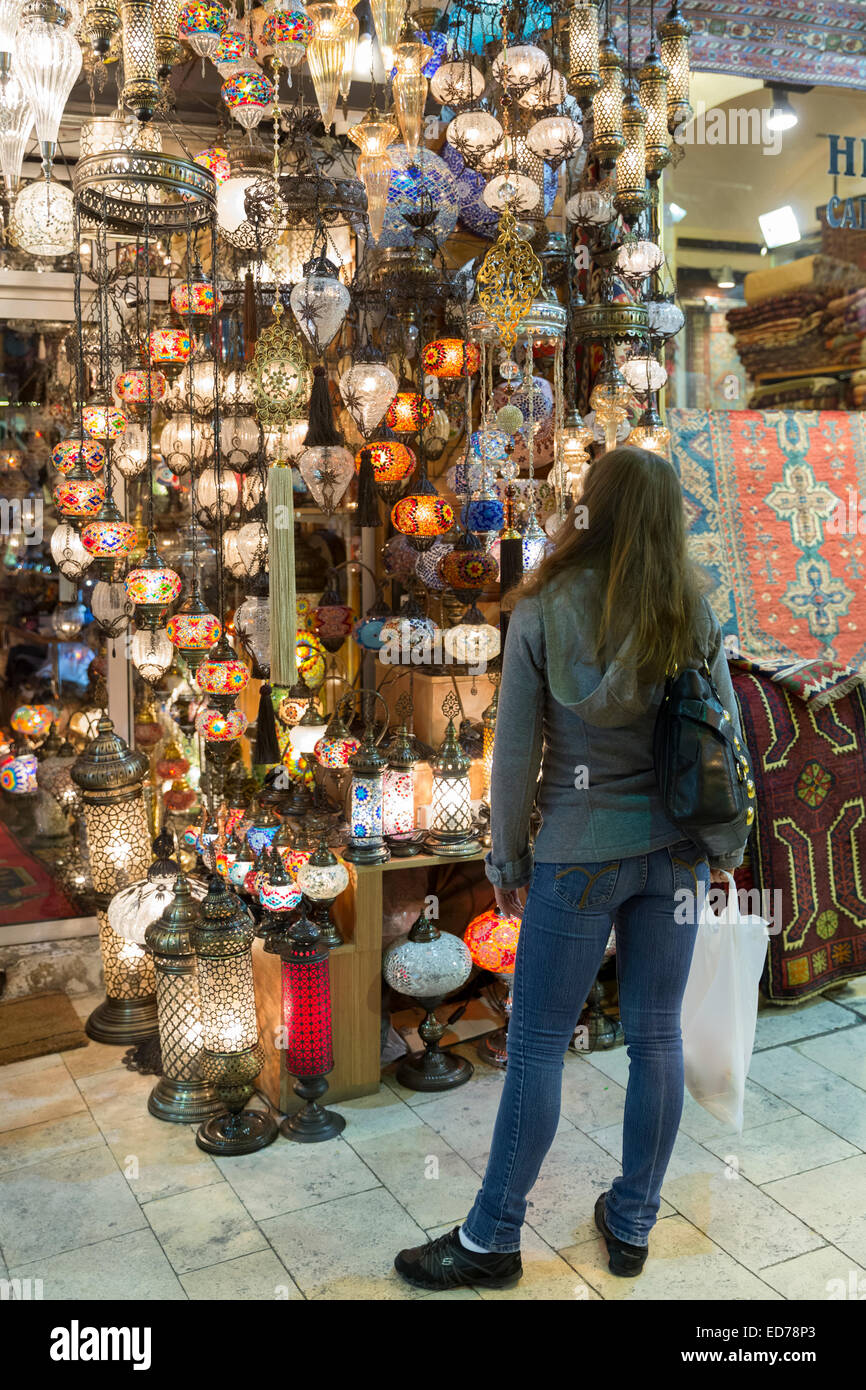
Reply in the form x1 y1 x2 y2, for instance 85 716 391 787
517 446 706 685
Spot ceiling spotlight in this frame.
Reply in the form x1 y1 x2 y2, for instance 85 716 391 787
766 88 798 132
716 266 736 289
759 204 801 249
667 202 687 223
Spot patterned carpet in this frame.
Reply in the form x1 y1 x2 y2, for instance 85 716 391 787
0 820 76 926
669 409 866 671
732 667 866 1003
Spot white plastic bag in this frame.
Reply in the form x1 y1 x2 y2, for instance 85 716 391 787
681 872 769 1131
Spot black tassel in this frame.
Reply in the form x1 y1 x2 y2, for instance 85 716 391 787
498 536 523 601
253 683 281 765
304 365 342 447
356 446 381 528
243 270 258 363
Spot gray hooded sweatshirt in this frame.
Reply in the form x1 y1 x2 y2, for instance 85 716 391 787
485 568 748 889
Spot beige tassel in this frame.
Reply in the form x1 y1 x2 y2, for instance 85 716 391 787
267 459 298 687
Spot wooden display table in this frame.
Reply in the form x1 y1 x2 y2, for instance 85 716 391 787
252 848 486 1114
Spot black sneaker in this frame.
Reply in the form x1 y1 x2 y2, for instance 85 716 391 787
594 1192 649 1278
394 1226 523 1291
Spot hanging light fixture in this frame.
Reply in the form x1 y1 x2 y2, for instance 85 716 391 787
297 443 355 515
289 248 351 355
0 74 34 193
339 356 397 435
622 351 667 394
627 396 671 456
178 0 227 61
15 0 82 178
356 152 392 242
445 108 503 170
367 0 403 71
305 1 356 132
0 0 24 74
131 627 174 685
429 58 484 108
658 0 692 133
125 534 183 630
639 21 671 177
263 6 313 83
567 0 601 109
590 10 624 163
50 522 91 580
166 585 222 670
221 69 274 130
9 177 74 256
392 30 432 163
153 0 182 73
614 81 648 217
120 0 161 121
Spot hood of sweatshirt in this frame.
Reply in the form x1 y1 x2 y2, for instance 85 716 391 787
538 570 714 728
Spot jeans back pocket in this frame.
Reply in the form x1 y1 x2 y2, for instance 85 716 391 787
553 860 621 910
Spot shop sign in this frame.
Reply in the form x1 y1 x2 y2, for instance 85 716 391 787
824 135 866 228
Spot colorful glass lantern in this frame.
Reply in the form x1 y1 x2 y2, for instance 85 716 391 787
481 683 498 803
358 438 415 491
313 601 354 652
391 491 454 552
170 275 223 324
114 369 167 417
263 7 313 74
191 875 278 1155
296 841 349 903
278 682 311 727
464 904 521 1066
342 726 389 865
228 832 256 887
382 710 421 848
422 339 480 379
166 591 221 669
194 144 230 186
195 706 248 744
259 868 303 915
439 543 498 599
53 476 105 519
0 752 38 793
52 436 105 475
385 391 433 433
427 693 480 857
82 403 127 441
144 873 221 1124
178 0 227 59
295 628 327 688
314 710 359 769
125 536 182 630
272 901 344 1141
147 327 192 381
383 906 474 1091
11 704 58 739
155 738 190 781
195 635 251 707
288 697 328 756
221 70 274 130
80 496 138 563
443 604 501 667
213 27 257 76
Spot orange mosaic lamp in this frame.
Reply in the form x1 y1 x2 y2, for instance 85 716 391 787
385 391 434 434
147 327 193 382
464 907 521 974
113 369 167 418
51 436 105 475
421 338 481 379
391 490 454 552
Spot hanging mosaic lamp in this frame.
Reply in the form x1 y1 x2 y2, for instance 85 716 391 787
82 401 128 441
170 270 223 328
289 249 351 355
213 27 257 77
221 69 274 130
263 6 313 80
439 539 498 600
195 706 248 745
305 2 356 132
166 587 222 670
421 339 480 380
148 327 193 382
339 357 397 435
358 437 415 495
80 493 138 568
113 369 167 419
391 483 454 553
658 0 693 133
53 472 105 520
51 434 105 475
125 535 183 630
385 391 432 434
195 634 251 709
194 144 231 186
178 0 227 61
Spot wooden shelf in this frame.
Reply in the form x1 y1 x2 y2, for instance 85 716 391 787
751 364 856 383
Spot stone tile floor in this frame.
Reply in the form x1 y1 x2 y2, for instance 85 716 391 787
1 980 865 1301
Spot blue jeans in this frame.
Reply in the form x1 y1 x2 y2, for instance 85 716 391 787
463 843 707 1252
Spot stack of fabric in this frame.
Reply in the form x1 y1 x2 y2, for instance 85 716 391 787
821 284 866 367
727 291 830 382
748 375 845 411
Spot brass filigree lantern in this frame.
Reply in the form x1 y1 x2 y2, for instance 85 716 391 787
475 204 544 352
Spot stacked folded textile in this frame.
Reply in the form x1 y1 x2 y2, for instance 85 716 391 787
747 376 846 410
727 291 831 378
822 285 866 368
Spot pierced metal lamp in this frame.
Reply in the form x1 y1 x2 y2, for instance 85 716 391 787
342 725 390 865
383 906 474 1091
426 692 481 857
145 873 222 1124
71 714 157 1043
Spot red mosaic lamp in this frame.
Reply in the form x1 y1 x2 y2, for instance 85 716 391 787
170 266 224 330
113 369 168 419
147 326 193 383
194 634 251 710
166 584 222 671
53 469 105 519
355 433 415 503
125 534 183 630
51 433 105 475
267 897 344 1143
385 390 434 434
80 491 138 575
464 906 522 1068
82 401 128 441
391 479 455 552
421 338 481 379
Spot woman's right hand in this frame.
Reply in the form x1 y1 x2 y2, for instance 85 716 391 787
494 885 527 919
709 868 729 885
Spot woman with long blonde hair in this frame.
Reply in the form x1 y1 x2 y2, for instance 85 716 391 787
395 447 750 1291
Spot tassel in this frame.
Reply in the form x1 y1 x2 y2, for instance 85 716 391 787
356 446 381 529
243 270 258 362
268 461 298 687
253 682 281 764
498 536 523 599
304 364 342 447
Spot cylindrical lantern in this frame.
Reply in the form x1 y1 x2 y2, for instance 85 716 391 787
342 726 389 864
426 694 480 857
591 22 624 162
382 713 421 853
615 84 648 216
273 900 344 1142
639 46 671 176
71 715 156 1042
144 873 221 1122
383 905 474 1091
120 0 161 122
658 0 692 133
191 875 278 1155
567 0 600 108
481 683 499 804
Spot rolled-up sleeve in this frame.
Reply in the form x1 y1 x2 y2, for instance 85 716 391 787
485 596 545 889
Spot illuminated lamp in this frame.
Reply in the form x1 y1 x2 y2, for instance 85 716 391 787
113 423 149 481
53 474 105 520
212 27 257 76
383 905 474 1091
155 738 190 780
51 523 91 580
113 369 167 419
297 445 355 516
278 682 311 727
421 339 480 380
52 435 105 475
131 628 174 686
92 580 134 639
658 0 693 133
442 602 501 666
313 600 354 653
313 707 359 769
80 494 138 572
614 83 649 217
621 353 667 394
221 70 274 131
439 541 498 600
194 635 251 709
194 144 230 186
385 391 433 434
263 7 313 78
191 875 278 1155
295 832 349 949
125 536 183 630
0 752 37 793
289 250 351 356
567 0 601 109
590 20 625 162
616 238 664 281
295 629 327 689
165 778 196 813
382 704 422 853
342 725 389 865
11 704 57 739
147 327 192 382
170 273 223 328
463 906 521 1066
195 706 248 746
338 358 398 435
228 831 256 887
166 588 222 670
627 399 672 458
391 488 454 553
178 0 227 61
481 682 498 803
357 437 415 502
82 402 127 441
244 801 280 856
426 692 480 857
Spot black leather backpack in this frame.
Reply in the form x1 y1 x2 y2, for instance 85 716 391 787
653 660 755 859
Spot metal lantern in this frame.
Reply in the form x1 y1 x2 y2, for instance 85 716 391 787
591 20 624 162
342 725 389 865
639 44 671 176
120 0 160 121
289 249 351 355
145 873 221 1123
339 358 397 435
191 875 278 1155
567 0 600 108
426 692 481 857
658 0 692 132
481 679 499 804
615 83 649 217
383 906 473 1091
382 700 422 853
272 899 344 1142
71 715 156 1043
